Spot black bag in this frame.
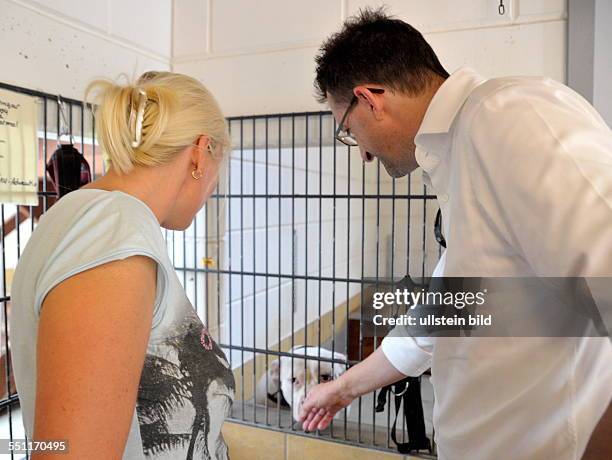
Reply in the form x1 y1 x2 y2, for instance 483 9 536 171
45 144 91 198
376 376 432 454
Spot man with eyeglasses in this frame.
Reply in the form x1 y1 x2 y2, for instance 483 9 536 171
298 8 611 460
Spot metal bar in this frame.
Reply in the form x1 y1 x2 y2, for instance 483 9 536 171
358 158 365 443
290 114 296 431
252 119 257 424
330 117 337 438
0 82 83 105
277 116 282 428
214 149 222 378
304 115 309 425
387 176 397 448
0 394 19 411
80 100 84 155
92 103 96 179
227 110 330 122
344 134 351 440
170 267 424 287
215 162 221 351
422 183 427 279
209 193 436 200
317 114 323 428
240 118 245 420
1 207 14 456
264 117 270 426
217 344 351 365
373 159 381 445
69 99 73 143
227 120 234 373
407 174 412 276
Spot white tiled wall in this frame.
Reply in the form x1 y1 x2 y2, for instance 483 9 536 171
0 0 172 100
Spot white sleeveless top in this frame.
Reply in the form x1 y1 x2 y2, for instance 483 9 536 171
10 188 235 459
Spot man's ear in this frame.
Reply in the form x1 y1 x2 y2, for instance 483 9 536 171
354 86 385 121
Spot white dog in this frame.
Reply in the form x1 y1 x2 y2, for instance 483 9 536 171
255 346 348 422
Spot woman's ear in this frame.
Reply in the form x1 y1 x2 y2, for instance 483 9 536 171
190 135 213 172
194 134 212 152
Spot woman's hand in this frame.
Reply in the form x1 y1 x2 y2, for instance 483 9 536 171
298 378 354 431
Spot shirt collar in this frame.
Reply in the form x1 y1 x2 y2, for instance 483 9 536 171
414 67 487 193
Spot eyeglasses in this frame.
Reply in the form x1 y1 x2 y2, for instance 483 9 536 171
335 88 385 146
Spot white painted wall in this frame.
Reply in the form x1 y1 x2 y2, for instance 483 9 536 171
173 0 567 117
0 0 172 100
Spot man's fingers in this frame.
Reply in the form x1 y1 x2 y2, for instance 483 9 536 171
301 409 318 430
302 409 316 427
305 409 325 431
300 388 321 419
317 413 334 431
299 396 315 421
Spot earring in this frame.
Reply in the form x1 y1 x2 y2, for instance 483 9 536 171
192 169 203 180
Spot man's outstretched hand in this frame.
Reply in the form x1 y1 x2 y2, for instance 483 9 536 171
299 347 409 431
298 379 354 431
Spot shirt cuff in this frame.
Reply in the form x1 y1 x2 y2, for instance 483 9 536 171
381 336 432 377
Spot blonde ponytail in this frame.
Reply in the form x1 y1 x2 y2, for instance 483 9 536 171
85 71 230 175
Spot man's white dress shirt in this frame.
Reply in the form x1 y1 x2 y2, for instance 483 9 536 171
381 67 612 460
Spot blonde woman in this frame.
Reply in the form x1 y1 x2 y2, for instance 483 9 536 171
10 71 235 459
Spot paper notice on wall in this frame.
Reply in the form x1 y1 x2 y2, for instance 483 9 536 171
0 88 38 205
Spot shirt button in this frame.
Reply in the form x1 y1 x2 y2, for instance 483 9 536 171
440 193 449 203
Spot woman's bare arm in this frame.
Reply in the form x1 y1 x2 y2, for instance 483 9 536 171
32 255 157 459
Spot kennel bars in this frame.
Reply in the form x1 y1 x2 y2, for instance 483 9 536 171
0 81 442 458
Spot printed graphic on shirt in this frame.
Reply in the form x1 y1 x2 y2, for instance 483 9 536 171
136 309 235 460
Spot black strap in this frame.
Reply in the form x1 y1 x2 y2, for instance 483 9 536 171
376 377 431 454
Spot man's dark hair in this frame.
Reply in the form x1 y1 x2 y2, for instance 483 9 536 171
315 7 449 104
